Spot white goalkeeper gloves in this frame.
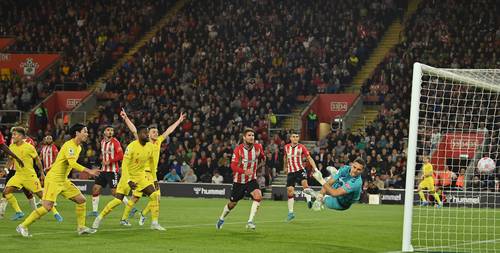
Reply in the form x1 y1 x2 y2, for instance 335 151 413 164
312 168 326 186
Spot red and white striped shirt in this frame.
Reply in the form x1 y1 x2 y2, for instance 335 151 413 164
0 132 5 145
231 143 265 183
284 143 310 173
100 137 124 173
40 144 58 170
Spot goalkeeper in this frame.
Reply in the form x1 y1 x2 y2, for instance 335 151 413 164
310 158 365 211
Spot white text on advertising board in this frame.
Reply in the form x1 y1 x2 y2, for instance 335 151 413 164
330 102 348 112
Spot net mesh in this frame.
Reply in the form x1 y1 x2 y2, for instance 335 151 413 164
411 67 500 252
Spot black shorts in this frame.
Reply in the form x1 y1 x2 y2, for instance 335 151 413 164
5 169 16 183
94 172 120 188
286 169 307 187
230 180 260 202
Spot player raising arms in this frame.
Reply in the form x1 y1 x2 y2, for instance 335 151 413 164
0 127 62 221
16 123 101 237
89 125 128 217
120 109 185 226
92 126 163 230
417 156 442 207
283 131 317 221
216 128 265 230
310 157 365 211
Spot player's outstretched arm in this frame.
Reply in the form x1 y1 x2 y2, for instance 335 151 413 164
322 179 347 197
120 108 139 140
0 144 24 167
160 112 186 139
306 155 318 170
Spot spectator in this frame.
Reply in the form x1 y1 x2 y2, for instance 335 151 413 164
211 170 224 184
182 169 198 183
163 169 181 182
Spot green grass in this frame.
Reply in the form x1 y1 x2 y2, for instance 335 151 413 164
0 194 498 253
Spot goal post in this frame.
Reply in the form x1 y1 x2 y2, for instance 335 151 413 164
402 63 500 252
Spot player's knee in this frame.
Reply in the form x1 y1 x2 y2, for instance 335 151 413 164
228 201 237 209
149 190 160 200
42 201 54 210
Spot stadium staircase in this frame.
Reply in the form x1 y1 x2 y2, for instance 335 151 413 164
279 0 422 139
85 0 189 120
347 0 421 134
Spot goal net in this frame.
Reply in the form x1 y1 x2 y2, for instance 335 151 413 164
402 63 500 252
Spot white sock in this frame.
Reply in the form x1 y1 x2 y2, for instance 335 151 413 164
0 198 7 214
287 198 294 213
248 201 261 223
28 197 37 210
92 195 100 212
122 196 129 205
220 204 231 220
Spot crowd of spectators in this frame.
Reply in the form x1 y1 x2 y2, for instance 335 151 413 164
359 0 499 192
0 0 172 113
93 0 401 184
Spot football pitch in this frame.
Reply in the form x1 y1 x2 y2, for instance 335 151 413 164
0 194 498 253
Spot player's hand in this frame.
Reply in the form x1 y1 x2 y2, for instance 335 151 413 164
244 169 253 176
312 169 326 185
15 158 24 168
120 108 128 119
178 112 186 122
128 181 137 190
154 181 159 190
44 165 52 172
87 169 101 177
103 160 110 166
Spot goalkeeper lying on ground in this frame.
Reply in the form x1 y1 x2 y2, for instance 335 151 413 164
310 157 365 211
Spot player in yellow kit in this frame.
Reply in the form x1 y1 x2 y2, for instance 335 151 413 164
92 126 163 230
0 127 62 221
120 108 185 226
417 156 442 207
16 124 101 237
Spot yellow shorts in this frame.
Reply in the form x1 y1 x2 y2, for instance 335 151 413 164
419 178 435 192
43 179 82 202
131 172 156 197
6 174 42 193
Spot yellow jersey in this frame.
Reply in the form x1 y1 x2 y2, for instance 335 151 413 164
423 163 433 178
145 135 165 177
9 141 38 177
46 139 86 182
123 140 155 180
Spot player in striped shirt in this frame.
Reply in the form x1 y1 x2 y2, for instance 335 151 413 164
40 135 58 171
283 131 318 221
89 125 126 217
216 128 265 230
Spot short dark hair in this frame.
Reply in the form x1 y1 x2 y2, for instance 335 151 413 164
243 128 255 136
103 125 114 131
11 127 25 136
137 125 148 132
70 123 86 138
148 124 158 130
290 130 300 136
353 157 366 168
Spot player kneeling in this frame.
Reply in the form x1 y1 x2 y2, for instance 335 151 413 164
310 158 365 211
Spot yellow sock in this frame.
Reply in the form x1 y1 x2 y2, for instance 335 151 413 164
76 203 86 229
149 191 160 223
5 193 22 212
121 199 135 221
142 201 151 215
418 190 426 201
51 207 60 215
432 192 442 205
21 206 49 227
99 198 123 219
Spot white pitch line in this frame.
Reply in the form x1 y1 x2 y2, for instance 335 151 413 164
0 218 323 238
